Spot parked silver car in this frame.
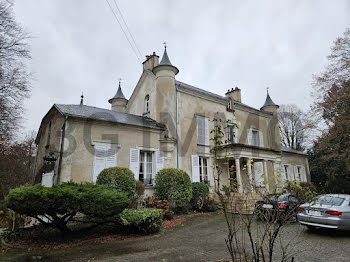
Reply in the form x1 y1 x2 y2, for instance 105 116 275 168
297 194 350 230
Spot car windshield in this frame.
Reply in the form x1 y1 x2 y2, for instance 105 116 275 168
316 196 345 206
277 194 289 202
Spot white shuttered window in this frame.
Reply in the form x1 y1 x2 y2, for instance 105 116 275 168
254 162 264 187
129 148 140 180
197 116 209 146
93 144 117 183
247 128 264 147
191 155 200 182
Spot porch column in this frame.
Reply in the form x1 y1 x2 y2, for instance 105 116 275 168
235 158 243 193
273 161 282 192
247 158 254 192
263 160 270 193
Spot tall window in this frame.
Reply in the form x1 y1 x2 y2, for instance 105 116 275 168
248 128 263 147
227 98 232 111
46 121 52 147
139 151 153 185
144 95 150 114
252 130 259 146
196 116 209 146
226 125 237 144
284 165 289 180
199 157 209 184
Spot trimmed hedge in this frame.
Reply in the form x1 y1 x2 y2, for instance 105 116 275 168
120 208 163 234
191 182 209 210
6 182 130 232
97 167 136 199
154 168 192 206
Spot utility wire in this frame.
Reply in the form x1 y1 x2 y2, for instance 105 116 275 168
105 0 142 62
113 0 143 59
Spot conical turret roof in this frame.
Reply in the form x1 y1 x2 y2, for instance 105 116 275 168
261 90 278 109
109 82 127 103
153 46 179 75
159 47 173 66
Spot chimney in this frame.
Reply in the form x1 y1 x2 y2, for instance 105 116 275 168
225 87 241 103
142 52 159 71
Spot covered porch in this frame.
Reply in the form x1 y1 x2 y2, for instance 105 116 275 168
215 145 283 195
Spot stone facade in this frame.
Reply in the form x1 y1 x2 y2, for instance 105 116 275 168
34 47 310 198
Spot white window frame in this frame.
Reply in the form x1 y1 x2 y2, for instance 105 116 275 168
284 165 289 181
227 98 232 110
247 128 264 147
144 95 150 114
226 124 237 144
196 115 209 146
139 150 154 185
92 143 118 183
199 156 209 185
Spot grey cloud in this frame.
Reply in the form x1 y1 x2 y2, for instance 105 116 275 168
13 0 350 137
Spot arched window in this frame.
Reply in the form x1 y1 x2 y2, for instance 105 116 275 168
144 95 150 114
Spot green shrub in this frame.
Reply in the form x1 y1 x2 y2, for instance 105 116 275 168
154 168 192 207
191 182 209 210
202 198 219 212
5 182 130 232
143 196 174 220
96 167 136 199
120 208 163 234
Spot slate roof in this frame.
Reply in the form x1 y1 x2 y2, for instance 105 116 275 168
54 104 165 130
261 91 278 108
159 47 173 66
175 80 271 114
109 85 126 101
281 146 307 155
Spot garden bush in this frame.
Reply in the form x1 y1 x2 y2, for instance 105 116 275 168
120 208 163 234
5 182 130 232
96 167 136 199
143 196 174 220
190 182 209 211
202 198 219 212
154 168 192 208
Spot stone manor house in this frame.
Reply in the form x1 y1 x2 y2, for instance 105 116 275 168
34 47 310 197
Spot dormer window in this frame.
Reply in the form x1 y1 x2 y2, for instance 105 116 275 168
144 95 150 114
227 98 232 110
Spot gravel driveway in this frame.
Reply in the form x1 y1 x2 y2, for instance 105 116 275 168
1 213 350 262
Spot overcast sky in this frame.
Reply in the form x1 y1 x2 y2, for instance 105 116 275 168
13 0 350 136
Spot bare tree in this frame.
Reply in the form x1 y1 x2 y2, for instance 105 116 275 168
0 130 36 200
311 28 350 127
0 0 31 144
211 117 316 262
278 104 312 151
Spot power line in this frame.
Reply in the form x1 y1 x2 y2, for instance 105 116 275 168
105 0 142 62
113 0 143 59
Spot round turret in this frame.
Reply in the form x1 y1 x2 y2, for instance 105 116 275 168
109 81 128 112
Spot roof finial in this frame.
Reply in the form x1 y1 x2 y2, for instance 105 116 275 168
80 92 84 105
163 41 167 49
266 86 270 94
118 77 122 88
